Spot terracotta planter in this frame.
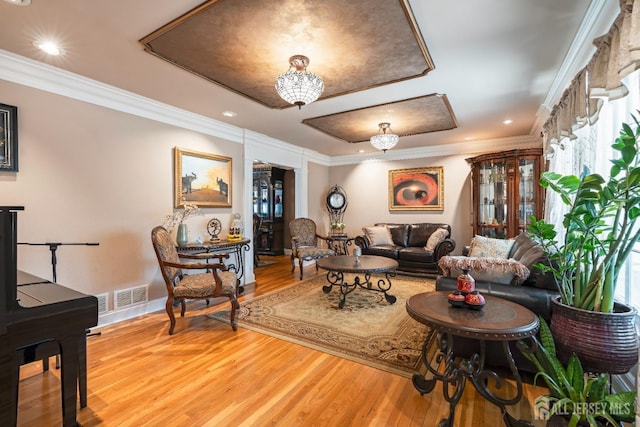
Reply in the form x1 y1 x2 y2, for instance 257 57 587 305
550 297 638 374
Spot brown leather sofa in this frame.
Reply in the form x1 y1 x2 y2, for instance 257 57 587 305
435 232 559 373
354 223 455 277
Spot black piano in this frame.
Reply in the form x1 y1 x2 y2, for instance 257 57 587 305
0 206 98 427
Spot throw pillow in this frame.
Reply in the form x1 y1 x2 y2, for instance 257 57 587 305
424 228 449 252
362 225 394 246
468 235 514 259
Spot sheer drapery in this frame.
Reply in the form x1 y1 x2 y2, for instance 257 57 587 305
543 0 640 154
543 0 640 228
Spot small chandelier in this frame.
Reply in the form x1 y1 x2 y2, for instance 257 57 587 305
275 55 324 109
370 122 399 152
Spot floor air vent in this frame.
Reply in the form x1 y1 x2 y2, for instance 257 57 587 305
114 285 148 310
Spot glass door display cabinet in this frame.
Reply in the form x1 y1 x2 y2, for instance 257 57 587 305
467 148 543 239
252 166 285 255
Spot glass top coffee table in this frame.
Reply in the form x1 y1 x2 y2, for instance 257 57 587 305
316 255 399 309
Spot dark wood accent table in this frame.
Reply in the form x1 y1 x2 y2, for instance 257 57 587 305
325 234 355 255
177 239 251 293
406 291 539 427
316 255 398 309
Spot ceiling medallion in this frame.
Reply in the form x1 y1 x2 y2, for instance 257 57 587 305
370 122 399 152
275 55 324 109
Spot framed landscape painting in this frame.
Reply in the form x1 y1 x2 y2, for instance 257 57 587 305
389 166 444 211
0 103 18 172
174 147 232 208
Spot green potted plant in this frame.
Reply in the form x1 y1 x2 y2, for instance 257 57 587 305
519 318 636 427
527 115 640 373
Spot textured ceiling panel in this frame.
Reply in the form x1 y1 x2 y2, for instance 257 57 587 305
140 0 434 109
302 94 458 143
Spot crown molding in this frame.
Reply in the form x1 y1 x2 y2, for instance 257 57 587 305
0 49 245 143
0 49 539 168
329 135 540 166
531 0 620 136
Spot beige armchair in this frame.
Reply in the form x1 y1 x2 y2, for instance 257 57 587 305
289 218 335 280
151 226 239 334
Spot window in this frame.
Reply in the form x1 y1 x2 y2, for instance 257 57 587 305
546 70 640 309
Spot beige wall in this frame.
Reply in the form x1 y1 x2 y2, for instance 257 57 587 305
307 161 331 235
328 156 473 254
1 79 479 325
0 80 244 307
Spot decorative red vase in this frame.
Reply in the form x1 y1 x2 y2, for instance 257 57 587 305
465 290 485 309
447 291 466 308
457 268 475 294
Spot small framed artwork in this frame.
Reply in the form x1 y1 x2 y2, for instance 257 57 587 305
389 166 444 211
0 103 18 172
174 147 232 208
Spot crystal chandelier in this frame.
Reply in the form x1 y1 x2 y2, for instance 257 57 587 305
370 122 399 152
275 55 324 109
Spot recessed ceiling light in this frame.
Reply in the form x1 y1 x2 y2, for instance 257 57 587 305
222 110 237 118
33 40 64 56
464 136 474 141
3 0 31 5
358 149 365 153
503 119 513 125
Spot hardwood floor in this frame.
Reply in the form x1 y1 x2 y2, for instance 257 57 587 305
17 255 548 426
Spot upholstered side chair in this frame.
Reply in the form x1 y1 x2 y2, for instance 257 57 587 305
151 226 239 334
289 218 335 280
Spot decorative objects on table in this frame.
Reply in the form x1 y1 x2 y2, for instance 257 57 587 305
227 213 243 242
176 223 188 246
370 122 399 152
388 167 444 211
173 147 232 208
162 203 202 246
448 268 485 310
456 268 475 293
527 117 640 373
207 218 222 242
0 103 18 172
275 55 324 109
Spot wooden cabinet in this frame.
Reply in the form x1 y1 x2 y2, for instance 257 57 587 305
467 149 543 239
253 166 285 255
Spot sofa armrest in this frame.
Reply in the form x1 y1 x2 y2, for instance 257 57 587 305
433 238 455 261
354 235 369 249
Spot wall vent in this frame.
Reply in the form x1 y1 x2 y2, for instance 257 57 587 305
95 293 109 314
114 284 149 310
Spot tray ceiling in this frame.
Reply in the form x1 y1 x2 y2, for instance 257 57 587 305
303 94 458 143
140 0 434 109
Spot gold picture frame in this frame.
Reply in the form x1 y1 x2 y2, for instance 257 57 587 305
174 147 232 208
389 166 444 211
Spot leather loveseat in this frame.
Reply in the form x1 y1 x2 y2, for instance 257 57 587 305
435 232 558 321
354 223 455 277
435 232 559 373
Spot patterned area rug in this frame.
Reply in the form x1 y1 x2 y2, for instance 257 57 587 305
210 274 435 377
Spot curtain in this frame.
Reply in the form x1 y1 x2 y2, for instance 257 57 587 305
543 0 640 153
